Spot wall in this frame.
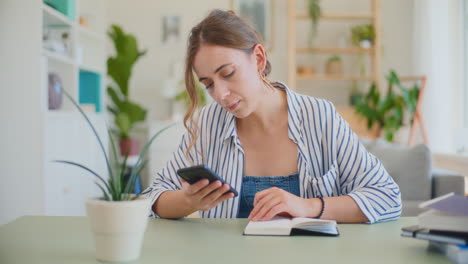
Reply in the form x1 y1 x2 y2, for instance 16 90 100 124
0 0 44 225
413 0 462 153
105 0 229 121
105 0 414 120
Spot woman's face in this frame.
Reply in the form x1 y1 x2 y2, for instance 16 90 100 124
193 44 265 118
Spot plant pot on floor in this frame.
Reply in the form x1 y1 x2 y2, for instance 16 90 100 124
86 197 151 262
119 138 140 156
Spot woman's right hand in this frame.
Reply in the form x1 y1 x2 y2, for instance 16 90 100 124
181 179 235 211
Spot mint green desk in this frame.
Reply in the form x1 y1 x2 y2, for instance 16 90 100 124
0 216 450 263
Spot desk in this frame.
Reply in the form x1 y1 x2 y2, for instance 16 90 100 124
0 216 450 264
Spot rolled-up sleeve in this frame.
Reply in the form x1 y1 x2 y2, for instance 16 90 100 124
141 132 197 218
332 105 402 223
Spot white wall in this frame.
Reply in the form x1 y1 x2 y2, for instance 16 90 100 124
413 0 462 153
105 0 230 121
105 0 415 118
0 0 44 225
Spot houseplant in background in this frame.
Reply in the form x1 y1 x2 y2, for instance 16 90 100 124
351 24 375 48
173 75 208 118
107 24 148 156
307 0 321 46
325 55 342 75
55 90 172 262
349 80 363 106
354 70 420 142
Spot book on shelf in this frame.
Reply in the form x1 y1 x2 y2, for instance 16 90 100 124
418 192 468 233
243 216 339 236
429 241 468 264
401 225 468 246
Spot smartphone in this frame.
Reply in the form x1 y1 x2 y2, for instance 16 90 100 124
176 165 238 197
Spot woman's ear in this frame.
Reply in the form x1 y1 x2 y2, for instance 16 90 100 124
252 44 267 73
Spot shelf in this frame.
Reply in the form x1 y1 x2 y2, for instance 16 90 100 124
79 64 104 75
296 12 374 20
42 3 74 27
42 49 75 65
297 74 373 81
79 70 102 113
46 109 101 117
296 47 373 54
77 26 105 41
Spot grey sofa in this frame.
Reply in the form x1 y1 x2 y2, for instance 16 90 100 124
361 138 466 216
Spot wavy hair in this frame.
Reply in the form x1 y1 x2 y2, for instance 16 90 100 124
183 9 272 160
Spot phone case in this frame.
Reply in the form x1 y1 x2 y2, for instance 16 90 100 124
177 165 238 197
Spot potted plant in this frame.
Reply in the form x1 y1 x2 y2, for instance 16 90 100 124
107 24 148 156
351 24 375 48
55 91 172 262
173 76 208 119
354 70 420 141
349 80 363 106
325 55 342 75
307 0 321 46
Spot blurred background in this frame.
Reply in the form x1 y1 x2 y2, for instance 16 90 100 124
1 0 467 224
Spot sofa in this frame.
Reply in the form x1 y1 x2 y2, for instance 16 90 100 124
361 138 466 216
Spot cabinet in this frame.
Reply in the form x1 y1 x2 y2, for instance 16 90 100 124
42 0 106 113
287 0 382 90
0 0 108 222
42 0 108 216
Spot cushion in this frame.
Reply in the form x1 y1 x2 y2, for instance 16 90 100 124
360 139 432 201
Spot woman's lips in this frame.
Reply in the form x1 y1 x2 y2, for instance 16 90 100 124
227 101 240 111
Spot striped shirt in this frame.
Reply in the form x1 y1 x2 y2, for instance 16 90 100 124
143 82 402 223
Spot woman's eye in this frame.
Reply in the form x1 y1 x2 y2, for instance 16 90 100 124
205 83 213 89
224 71 235 78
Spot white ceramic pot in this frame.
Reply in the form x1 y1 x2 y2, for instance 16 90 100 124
86 197 151 262
360 39 372 48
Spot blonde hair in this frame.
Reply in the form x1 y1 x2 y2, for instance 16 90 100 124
183 9 272 160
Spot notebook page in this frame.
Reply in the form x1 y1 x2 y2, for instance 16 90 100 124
244 216 292 235
292 218 338 235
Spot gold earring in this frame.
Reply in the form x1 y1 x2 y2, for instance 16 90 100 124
259 71 272 89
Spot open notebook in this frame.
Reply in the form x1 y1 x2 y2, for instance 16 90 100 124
243 216 339 236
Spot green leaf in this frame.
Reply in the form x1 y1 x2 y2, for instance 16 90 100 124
120 101 147 124
123 123 175 195
116 113 131 139
385 70 400 85
95 182 111 201
62 90 115 182
54 160 111 192
107 24 147 97
107 86 122 109
118 154 129 197
108 130 119 175
107 106 118 116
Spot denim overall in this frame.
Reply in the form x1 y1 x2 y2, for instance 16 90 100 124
237 173 300 218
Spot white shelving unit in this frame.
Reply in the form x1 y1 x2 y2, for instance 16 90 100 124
0 0 108 223
42 0 108 216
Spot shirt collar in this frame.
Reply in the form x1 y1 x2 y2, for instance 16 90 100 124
220 81 303 143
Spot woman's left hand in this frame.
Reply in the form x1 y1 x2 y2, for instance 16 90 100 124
248 187 316 221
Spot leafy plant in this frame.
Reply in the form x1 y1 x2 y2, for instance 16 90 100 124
308 0 321 46
327 55 341 63
54 90 173 201
174 77 208 107
354 70 420 142
107 24 148 140
351 24 376 46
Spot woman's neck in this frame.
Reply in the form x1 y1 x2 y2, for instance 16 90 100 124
237 86 288 134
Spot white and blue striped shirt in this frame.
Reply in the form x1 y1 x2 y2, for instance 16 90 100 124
144 82 402 223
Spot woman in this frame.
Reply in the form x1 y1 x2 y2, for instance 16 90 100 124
144 9 401 223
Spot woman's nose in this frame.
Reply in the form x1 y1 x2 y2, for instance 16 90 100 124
214 84 231 102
